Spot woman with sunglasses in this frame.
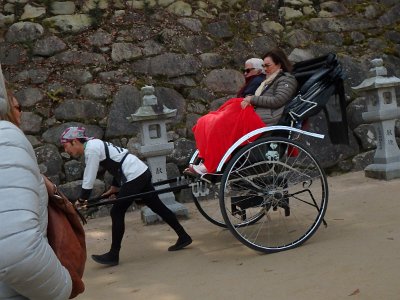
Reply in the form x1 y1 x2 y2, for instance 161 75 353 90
237 58 266 97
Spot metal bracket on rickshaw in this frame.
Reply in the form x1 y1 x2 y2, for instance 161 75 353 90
190 180 210 197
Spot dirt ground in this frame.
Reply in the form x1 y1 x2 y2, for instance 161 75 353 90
78 171 400 300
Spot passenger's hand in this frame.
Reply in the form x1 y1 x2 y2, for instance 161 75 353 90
240 97 251 109
102 186 119 199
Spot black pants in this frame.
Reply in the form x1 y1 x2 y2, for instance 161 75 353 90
110 169 186 252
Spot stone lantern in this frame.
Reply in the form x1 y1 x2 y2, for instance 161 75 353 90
128 85 189 223
352 58 400 180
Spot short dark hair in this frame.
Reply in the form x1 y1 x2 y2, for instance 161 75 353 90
263 48 293 73
77 138 88 144
65 138 87 145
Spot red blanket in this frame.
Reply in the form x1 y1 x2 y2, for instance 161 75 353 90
193 98 266 173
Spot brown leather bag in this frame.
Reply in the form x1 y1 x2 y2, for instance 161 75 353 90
44 177 87 299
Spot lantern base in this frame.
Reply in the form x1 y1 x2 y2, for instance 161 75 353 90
364 162 400 180
141 201 189 225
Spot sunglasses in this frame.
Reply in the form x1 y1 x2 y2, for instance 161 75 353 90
14 105 22 112
244 68 255 74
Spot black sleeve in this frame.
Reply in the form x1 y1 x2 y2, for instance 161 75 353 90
243 76 265 96
80 188 92 200
112 177 121 187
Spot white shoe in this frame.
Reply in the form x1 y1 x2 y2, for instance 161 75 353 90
192 163 208 175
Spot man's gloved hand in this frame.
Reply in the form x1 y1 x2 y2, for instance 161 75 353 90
101 186 119 200
74 198 88 209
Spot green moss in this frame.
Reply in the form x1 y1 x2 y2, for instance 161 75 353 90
42 18 56 30
226 0 246 12
261 3 277 14
230 19 252 40
87 0 106 29
32 0 56 11
383 41 399 57
13 2 25 17
154 33 165 44
143 1 155 21
342 34 353 46
350 2 386 16
134 77 152 88
21 40 36 60
353 4 367 14
35 0 53 4
46 88 64 103
290 14 315 23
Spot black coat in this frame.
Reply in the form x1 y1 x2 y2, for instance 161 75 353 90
237 74 265 97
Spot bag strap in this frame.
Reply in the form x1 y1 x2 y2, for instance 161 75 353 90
120 152 129 166
103 141 110 159
44 176 87 224
118 152 129 185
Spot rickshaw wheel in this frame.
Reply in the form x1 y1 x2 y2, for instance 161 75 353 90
219 136 328 253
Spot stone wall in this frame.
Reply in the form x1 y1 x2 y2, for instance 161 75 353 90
1 0 400 200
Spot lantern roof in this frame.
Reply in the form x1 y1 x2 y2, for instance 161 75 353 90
128 85 177 121
352 58 400 92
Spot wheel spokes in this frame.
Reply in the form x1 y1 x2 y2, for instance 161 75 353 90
220 137 328 253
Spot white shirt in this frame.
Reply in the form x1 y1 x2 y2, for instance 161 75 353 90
82 139 148 190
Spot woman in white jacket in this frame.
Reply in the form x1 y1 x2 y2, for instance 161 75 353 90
0 75 72 299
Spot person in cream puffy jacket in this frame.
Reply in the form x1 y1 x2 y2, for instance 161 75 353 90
0 68 72 299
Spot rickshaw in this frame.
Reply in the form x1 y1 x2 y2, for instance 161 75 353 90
86 53 347 254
